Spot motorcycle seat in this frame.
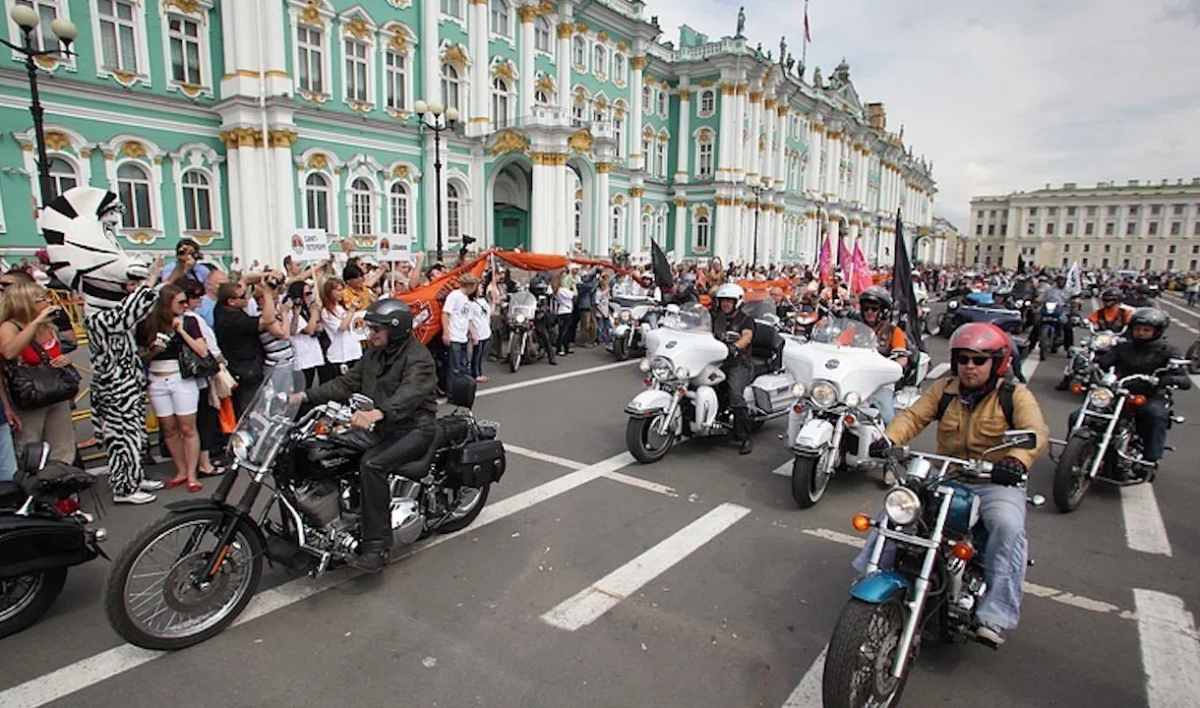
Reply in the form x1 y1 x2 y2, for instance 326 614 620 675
393 417 470 480
750 324 785 378
0 480 25 508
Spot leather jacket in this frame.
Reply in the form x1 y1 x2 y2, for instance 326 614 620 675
307 336 438 431
1096 338 1192 396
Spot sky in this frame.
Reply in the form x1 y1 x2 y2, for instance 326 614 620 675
644 0 1200 229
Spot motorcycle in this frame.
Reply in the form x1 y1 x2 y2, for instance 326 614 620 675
1062 322 1121 390
1185 336 1200 375
822 431 1041 708
1051 361 1186 512
936 291 1024 338
611 295 657 361
105 366 506 650
1 442 106 639
505 289 543 373
623 303 798 463
1037 300 1070 359
784 318 905 507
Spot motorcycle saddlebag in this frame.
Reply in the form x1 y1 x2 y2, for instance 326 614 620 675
0 515 95 578
445 440 507 488
750 373 795 414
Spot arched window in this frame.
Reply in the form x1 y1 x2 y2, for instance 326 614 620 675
656 138 667 178
384 46 408 111
491 77 510 122
610 205 623 245
642 85 652 112
349 177 373 236
695 212 711 251
699 90 715 116
535 89 549 104
613 54 626 82
656 210 667 243
697 130 714 178
304 172 331 231
574 199 583 241
47 157 78 200
389 182 409 237
116 162 153 229
657 91 667 116
641 132 652 165
613 113 625 158
534 16 551 51
490 0 510 37
572 36 586 67
440 0 463 18
592 101 606 124
446 182 462 242
640 213 651 249
593 45 606 75
180 170 213 231
441 63 461 111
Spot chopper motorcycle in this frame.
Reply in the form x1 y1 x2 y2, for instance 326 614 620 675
105 366 506 650
623 303 798 463
505 288 547 373
611 295 658 361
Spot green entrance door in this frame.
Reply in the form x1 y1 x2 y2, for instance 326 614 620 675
494 205 529 250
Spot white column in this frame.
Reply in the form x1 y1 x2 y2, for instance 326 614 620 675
806 123 822 192
774 106 788 184
826 133 841 200
556 158 571 253
629 56 646 171
470 0 489 132
858 149 869 207
745 90 761 182
518 6 535 119
628 187 643 254
715 198 733 262
530 152 554 252
556 22 572 115
732 83 746 181
761 99 775 184
672 199 687 262
422 0 440 101
269 143 297 268
674 89 691 184
595 163 611 257
716 83 734 181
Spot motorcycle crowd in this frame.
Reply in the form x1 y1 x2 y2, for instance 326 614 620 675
3 210 1195 707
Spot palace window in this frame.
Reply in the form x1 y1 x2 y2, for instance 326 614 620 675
1126 222 1135 236
593 45 606 76
492 77 510 122
14 1 61 53
613 112 625 158
180 170 213 231
343 38 369 103
572 36 586 67
697 131 714 178
535 88 550 104
641 134 652 164
534 16 550 51
441 63 461 111
349 177 373 236
97 0 139 73
296 25 325 94
642 85 652 112
440 0 463 19
1170 221 1181 236
1084 222 1094 235
612 53 626 83
446 182 462 242
574 199 582 241
385 48 408 111
167 14 202 86
656 90 667 116
116 162 153 229
47 157 77 200
304 173 331 231
694 212 711 251
389 182 409 237
490 0 510 38
1105 222 1114 235
1148 221 1159 236
656 139 667 178
641 213 651 249
698 89 714 116
610 205 623 244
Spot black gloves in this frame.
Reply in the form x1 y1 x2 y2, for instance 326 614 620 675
992 458 1027 487
727 343 741 360
868 437 893 459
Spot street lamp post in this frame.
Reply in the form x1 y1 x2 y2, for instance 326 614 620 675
874 215 884 267
3 5 77 206
411 100 459 264
748 178 766 270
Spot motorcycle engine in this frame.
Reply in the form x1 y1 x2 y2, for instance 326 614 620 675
294 481 341 527
389 478 425 546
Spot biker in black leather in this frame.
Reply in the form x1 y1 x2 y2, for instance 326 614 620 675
299 299 438 571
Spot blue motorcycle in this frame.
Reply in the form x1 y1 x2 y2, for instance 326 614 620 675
936 291 1024 338
1038 300 1068 360
821 432 1040 708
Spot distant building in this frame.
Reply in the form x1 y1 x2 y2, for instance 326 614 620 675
928 216 961 266
969 179 1200 271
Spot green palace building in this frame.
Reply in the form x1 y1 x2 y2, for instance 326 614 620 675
0 0 941 270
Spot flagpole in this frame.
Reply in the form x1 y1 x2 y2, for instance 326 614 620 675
801 0 810 68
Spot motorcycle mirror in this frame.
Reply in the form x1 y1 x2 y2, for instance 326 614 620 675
1002 430 1039 450
1168 358 1190 369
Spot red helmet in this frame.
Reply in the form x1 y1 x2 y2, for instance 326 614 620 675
949 322 1012 376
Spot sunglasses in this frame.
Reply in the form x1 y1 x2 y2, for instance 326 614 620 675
861 305 881 312
955 354 992 367
367 324 387 332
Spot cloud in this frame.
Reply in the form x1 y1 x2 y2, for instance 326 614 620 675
646 0 1200 228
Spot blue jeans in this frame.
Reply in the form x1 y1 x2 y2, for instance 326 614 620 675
1070 398 1169 461
598 316 613 343
0 421 18 482
471 338 487 378
853 482 1027 630
449 342 471 383
869 388 896 425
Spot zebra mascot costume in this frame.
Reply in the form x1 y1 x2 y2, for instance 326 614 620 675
40 187 159 502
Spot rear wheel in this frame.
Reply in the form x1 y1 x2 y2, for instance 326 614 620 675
1186 341 1200 375
823 597 910 708
0 568 68 639
791 451 832 508
613 336 629 361
1053 434 1096 513
437 484 492 533
626 415 675 463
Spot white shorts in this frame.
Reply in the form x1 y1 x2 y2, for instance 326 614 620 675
149 372 200 418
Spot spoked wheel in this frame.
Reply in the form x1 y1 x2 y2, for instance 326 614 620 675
823 597 910 708
1039 328 1053 361
1186 341 1200 375
1053 434 1095 513
437 484 492 533
626 415 675 463
0 568 67 639
104 509 263 650
508 334 522 373
613 336 630 361
791 450 833 508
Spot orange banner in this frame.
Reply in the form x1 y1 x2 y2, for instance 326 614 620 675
400 256 489 344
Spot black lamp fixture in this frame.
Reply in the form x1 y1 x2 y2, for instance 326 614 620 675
411 100 459 264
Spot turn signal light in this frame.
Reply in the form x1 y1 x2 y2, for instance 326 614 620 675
1131 394 1148 406
844 415 857 426
793 403 804 414
643 378 652 387
1069 382 1084 394
951 542 975 561
314 421 329 436
852 514 872 532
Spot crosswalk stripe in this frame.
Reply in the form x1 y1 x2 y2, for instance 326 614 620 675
1134 589 1200 708
1120 484 1173 557
541 503 751 631
781 646 826 708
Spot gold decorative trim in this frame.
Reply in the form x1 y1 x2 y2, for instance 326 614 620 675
531 151 568 166
34 55 58 70
629 56 647 71
596 162 612 174
121 141 147 159
491 129 530 155
748 91 763 103
718 83 735 96
44 131 70 151
672 197 688 208
79 149 92 158
735 83 748 95
616 40 627 51
597 30 608 41
269 129 299 148
442 44 469 69
492 60 516 80
714 196 733 206
163 0 205 15
677 89 691 101
628 187 645 198
568 128 594 154
557 22 574 38
387 31 409 52
764 98 776 109
344 18 370 40
518 4 537 22
308 154 330 170
574 21 588 32
112 70 138 86
299 0 326 28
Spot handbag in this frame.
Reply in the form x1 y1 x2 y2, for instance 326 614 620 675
210 363 237 399
4 341 80 410
179 344 220 379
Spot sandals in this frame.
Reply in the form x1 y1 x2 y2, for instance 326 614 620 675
163 478 188 490
187 481 203 493
199 464 225 477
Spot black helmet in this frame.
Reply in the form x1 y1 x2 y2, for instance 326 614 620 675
1101 287 1122 302
363 298 413 345
1138 283 1153 295
1127 307 1169 340
859 286 893 312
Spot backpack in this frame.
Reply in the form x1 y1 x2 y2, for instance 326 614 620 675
935 380 1016 430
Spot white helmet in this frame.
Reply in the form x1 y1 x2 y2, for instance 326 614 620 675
714 282 745 309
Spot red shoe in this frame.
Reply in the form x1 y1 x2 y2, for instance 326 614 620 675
164 478 188 490
187 481 203 493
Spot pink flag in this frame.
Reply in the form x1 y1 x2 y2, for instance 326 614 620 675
851 241 873 293
817 234 832 284
838 238 853 283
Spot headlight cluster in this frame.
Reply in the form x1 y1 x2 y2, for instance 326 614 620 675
1093 333 1114 350
1088 387 1115 409
1045 302 1058 313
230 431 253 460
514 314 527 324
844 391 862 408
791 382 808 398
884 487 922 525
620 310 632 322
809 381 838 408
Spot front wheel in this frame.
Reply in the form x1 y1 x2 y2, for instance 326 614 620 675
626 415 675 464
823 597 910 708
1053 434 1096 513
791 450 833 508
1186 341 1200 375
508 333 522 374
613 335 630 361
104 509 264 650
1039 327 1053 360
0 568 68 639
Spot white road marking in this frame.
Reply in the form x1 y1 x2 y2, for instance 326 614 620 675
927 361 951 380
0 450 637 708
781 646 826 708
601 470 678 497
1020 354 1040 381
772 460 792 477
541 503 751 631
476 360 639 398
801 527 1137 620
1133 589 1200 708
504 444 586 470
1120 484 1173 557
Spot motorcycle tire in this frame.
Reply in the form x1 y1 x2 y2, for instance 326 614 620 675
436 483 492 534
791 452 831 508
508 334 522 373
1053 434 1095 513
1187 341 1200 375
823 597 910 708
1040 328 1053 361
626 416 675 464
105 509 264 651
613 336 630 361
0 567 68 640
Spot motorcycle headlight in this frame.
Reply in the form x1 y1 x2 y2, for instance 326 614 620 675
515 313 527 324
884 487 922 526
650 356 673 380
1045 302 1058 312
620 310 632 322
810 381 838 408
675 366 691 379
230 431 253 461
1088 387 1115 409
844 391 862 408
1094 333 1114 350
948 300 959 310
791 382 808 398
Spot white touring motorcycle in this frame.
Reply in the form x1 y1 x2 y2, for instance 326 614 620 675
784 318 908 508
624 303 798 463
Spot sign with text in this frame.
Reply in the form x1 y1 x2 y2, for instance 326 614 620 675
376 234 413 263
288 229 330 263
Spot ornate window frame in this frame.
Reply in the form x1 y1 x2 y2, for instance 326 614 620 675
384 160 419 240
444 174 471 244
158 0 214 99
533 15 551 53
697 89 715 117
694 127 714 179
612 51 626 87
287 0 335 103
90 0 151 88
655 128 669 179
380 22 417 117
339 9 378 114
692 204 711 253
571 35 586 71
342 154 384 239
98 135 165 244
490 0 513 42
439 0 466 28
6 0 76 72
295 148 342 235
14 125 93 203
169 142 225 242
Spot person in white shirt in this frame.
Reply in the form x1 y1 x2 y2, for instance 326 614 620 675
468 292 491 383
319 277 362 383
286 281 325 387
441 273 479 383
553 273 576 356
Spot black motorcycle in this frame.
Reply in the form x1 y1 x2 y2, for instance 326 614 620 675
105 366 506 650
1 442 106 639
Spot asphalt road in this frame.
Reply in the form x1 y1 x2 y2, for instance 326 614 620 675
2 303 1199 708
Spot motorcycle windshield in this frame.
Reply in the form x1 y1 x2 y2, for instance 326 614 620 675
234 365 303 467
661 303 711 333
809 317 878 349
509 291 537 320
742 299 776 321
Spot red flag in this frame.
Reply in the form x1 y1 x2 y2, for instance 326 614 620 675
817 234 832 285
804 2 812 42
851 241 872 293
838 237 852 282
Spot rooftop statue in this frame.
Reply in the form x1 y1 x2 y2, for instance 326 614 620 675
736 6 745 36
812 66 823 88
779 36 787 62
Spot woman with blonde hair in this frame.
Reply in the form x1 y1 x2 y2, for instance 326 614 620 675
319 277 361 384
0 281 77 468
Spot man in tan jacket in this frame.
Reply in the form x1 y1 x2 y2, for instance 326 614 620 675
864 322 1049 649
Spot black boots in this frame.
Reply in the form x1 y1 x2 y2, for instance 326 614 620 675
733 408 753 455
349 541 389 573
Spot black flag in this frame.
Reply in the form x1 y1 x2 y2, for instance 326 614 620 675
891 211 924 354
1017 254 1027 275
650 239 675 291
